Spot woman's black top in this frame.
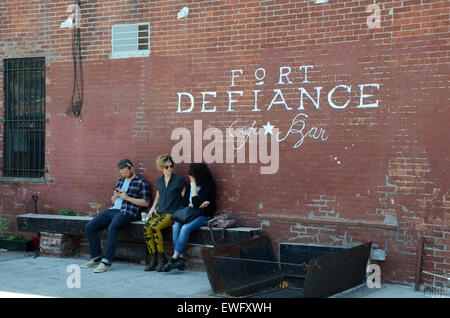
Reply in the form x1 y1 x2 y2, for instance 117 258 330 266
190 184 216 217
156 173 187 214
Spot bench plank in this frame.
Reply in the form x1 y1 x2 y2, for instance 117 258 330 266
17 213 261 246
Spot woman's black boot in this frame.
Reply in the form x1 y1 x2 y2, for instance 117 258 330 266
144 253 156 271
155 252 168 272
161 257 177 272
176 257 185 271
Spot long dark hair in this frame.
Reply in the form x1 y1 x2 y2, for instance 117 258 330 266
188 163 215 189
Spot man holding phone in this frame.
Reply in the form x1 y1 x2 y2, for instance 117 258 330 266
82 159 151 273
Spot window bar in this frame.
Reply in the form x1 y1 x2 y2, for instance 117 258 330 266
25 58 29 177
16 60 19 177
12 59 16 176
5 60 10 176
22 58 25 177
24 59 27 177
42 58 46 177
9 60 14 177
37 58 40 178
14 59 17 176
25 58 30 177
17 59 21 177
26 59 29 176
29 59 32 176
3 61 8 176
36 58 40 178
3 61 7 176
21 59 26 177
31 58 35 177
8 60 12 177
35 59 39 178
20 58 24 178
39 59 42 177
31 59 35 178
16 59 20 177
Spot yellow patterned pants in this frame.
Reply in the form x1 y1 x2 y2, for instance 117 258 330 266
143 212 173 254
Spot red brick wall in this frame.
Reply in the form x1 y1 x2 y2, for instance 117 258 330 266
0 0 448 285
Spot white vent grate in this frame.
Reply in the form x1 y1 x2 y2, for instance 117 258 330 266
111 23 150 58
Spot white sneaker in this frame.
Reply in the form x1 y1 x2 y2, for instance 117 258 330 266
93 262 111 273
81 260 100 268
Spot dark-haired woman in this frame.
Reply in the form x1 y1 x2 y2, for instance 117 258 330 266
162 163 216 272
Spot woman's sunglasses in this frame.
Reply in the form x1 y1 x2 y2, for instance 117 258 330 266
164 164 174 169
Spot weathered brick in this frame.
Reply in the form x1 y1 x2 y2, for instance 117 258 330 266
0 0 448 286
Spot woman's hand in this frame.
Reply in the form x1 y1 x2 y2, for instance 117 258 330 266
149 207 157 217
199 201 210 209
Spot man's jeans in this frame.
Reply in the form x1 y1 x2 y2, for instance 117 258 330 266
85 209 137 264
172 216 210 255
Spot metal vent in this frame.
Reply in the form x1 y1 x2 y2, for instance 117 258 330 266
111 23 150 58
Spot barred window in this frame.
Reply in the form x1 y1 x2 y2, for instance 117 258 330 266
2 57 46 179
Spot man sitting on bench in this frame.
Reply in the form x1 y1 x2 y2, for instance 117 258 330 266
81 159 151 273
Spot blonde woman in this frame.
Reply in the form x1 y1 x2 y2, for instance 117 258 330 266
143 155 187 271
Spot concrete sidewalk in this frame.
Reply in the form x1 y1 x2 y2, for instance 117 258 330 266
0 250 440 298
0 250 214 298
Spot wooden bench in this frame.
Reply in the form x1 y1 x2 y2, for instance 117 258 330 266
16 213 261 268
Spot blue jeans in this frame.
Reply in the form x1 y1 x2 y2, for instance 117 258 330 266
85 209 137 264
172 215 211 255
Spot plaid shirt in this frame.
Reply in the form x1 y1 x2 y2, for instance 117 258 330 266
115 175 151 218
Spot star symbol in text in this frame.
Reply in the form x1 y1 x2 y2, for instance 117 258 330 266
262 121 275 136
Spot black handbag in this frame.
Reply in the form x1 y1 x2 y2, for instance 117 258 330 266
171 206 201 224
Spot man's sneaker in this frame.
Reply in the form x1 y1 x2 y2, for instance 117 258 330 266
81 260 100 268
93 262 111 273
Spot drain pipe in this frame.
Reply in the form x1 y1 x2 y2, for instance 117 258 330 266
414 236 424 291
32 194 40 258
